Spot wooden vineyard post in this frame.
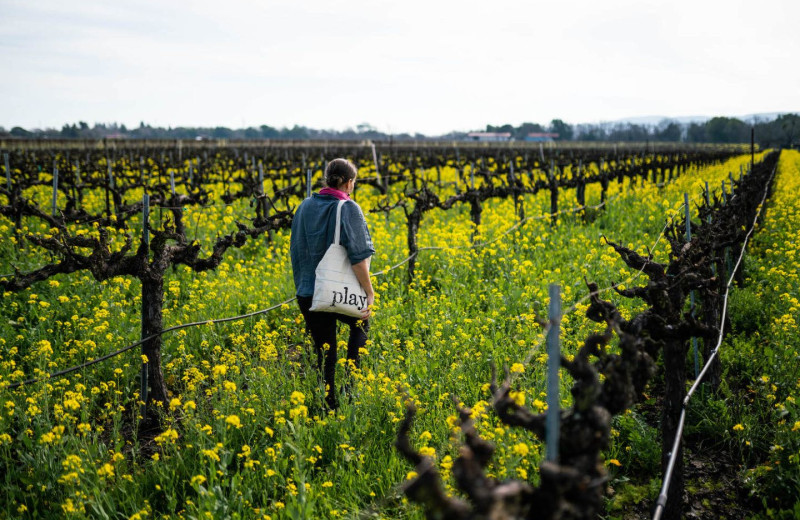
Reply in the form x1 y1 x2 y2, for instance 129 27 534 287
650 158 658 186
548 160 558 226
108 161 115 191
159 151 165 186
104 158 112 220
516 161 526 221
75 161 82 204
546 284 561 462
140 193 150 420
169 169 176 196
108 160 123 223
599 158 609 206
660 156 666 186
306 169 312 198
510 160 521 222
371 142 382 189
576 160 586 212
685 193 699 379
258 162 274 243
721 181 733 276
51 164 59 217
640 153 646 187
257 162 265 211
3 153 10 191
470 162 475 189
68 161 77 207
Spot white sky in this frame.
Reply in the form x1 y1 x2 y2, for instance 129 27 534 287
1 0 798 135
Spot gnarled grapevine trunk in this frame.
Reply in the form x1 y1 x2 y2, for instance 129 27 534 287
469 198 481 241
549 174 559 225
661 339 687 520
406 210 420 283
140 275 168 424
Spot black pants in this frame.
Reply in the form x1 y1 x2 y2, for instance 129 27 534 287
297 296 369 409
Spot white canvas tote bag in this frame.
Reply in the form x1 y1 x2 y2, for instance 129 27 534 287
309 200 368 318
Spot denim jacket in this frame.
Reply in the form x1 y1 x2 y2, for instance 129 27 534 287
290 193 375 297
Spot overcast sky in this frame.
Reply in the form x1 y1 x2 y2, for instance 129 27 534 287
1 0 798 135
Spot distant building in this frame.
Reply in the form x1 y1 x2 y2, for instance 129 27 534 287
466 132 512 142
525 132 559 142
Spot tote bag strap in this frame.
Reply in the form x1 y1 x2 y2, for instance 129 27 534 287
333 199 347 245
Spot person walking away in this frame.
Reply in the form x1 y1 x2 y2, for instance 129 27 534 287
290 158 375 409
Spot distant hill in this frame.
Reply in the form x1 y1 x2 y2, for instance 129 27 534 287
607 113 793 126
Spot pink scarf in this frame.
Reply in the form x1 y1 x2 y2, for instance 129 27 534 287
319 187 350 200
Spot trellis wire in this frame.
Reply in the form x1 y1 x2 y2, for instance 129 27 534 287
652 161 777 520
0 191 624 391
1 164 721 447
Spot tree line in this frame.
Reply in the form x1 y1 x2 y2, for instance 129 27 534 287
487 115 798 147
1 114 797 147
